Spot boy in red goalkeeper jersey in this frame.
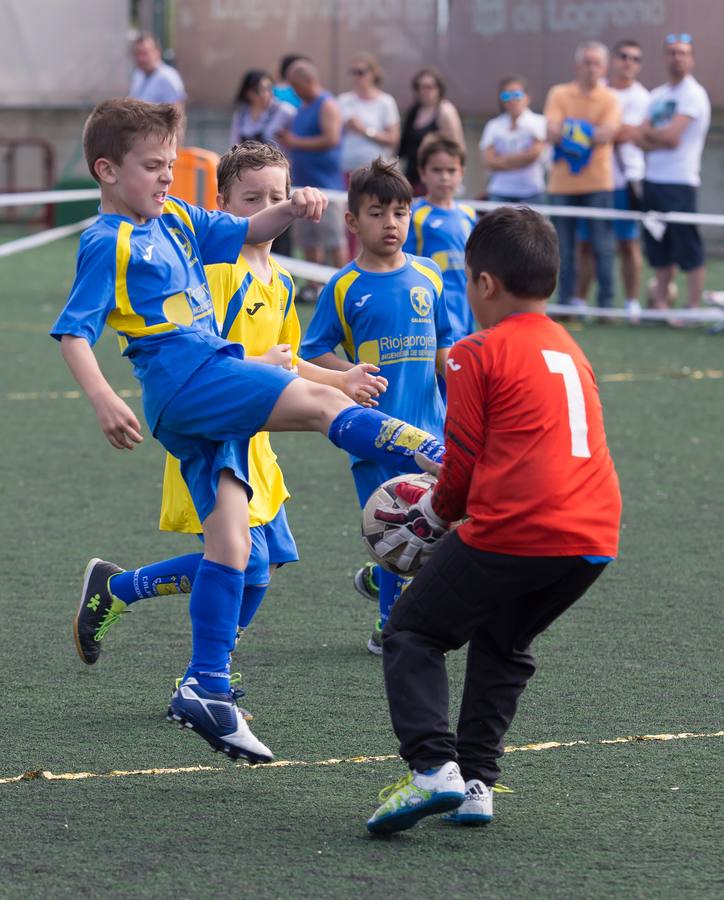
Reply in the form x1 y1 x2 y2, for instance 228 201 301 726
366 205 622 835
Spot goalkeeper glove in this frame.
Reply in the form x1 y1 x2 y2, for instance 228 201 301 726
373 481 449 573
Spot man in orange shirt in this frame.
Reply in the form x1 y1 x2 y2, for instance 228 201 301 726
545 41 621 311
366 207 622 836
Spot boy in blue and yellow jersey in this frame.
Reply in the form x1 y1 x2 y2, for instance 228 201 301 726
302 158 453 654
90 143 382 661
403 134 477 341
52 100 447 764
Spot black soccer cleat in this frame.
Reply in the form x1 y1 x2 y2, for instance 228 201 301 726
73 558 125 665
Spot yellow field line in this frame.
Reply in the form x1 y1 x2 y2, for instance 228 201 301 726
1 730 720 787
6 388 141 401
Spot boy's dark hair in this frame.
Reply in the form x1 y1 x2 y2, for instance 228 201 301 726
347 158 412 216
216 141 291 201
465 207 559 299
417 133 466 171
83 98 181 182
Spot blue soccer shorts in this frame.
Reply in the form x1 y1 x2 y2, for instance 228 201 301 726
245 505 299 586
155 351 297 524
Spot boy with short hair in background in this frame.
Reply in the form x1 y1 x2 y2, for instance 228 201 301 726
302 158 453 654
403 134 477 341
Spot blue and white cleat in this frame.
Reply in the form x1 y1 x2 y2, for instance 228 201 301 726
366 761 465 835
167 677 273 763
442 779 494 826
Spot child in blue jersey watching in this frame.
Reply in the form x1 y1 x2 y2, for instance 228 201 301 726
52 99 446 764
403 134 477 341
301 157 453 654
75 142 385 690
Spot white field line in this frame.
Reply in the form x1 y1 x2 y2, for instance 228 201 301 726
1 730 721 786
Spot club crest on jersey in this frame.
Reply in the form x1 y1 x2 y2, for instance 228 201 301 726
168 228 198 267
409 286 432 318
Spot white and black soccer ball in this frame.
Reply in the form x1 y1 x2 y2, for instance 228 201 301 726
361 472 438 577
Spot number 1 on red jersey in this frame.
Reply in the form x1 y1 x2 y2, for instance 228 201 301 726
541 350 591 459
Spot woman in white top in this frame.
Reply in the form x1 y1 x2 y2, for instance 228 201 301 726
337 54 401 177
229 69 295 148
480 76 548 204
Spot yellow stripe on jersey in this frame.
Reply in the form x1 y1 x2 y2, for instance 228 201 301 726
412 204 433 257
162 199 195 232
333 269 360 360
107 222 177 338
460 204 476 221
410 258 443 296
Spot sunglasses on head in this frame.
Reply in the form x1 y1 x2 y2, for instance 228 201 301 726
618 51 642 62
500 89 524 102
349 67 370 76
666 33 692 44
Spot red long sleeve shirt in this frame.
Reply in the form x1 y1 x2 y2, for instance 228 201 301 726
432 313 621 557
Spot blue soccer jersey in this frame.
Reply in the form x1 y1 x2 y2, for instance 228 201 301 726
301 255 453 449
403 199 477 341
50 196 248 432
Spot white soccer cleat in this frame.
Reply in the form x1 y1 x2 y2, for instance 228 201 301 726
167 677 273 763
367 760 465 834
442 778 494 826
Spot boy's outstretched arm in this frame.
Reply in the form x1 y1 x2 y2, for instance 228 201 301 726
245 188 328 245
59 335 143 450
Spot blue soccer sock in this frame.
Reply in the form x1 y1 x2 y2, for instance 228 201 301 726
109 553 202 606
184 559 244 693
378 568 407 627
237 583 268 631
328 407 444 472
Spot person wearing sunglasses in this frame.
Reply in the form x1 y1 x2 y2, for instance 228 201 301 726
479 76 547 206
633 34 710 314
576 41 650 323
544 41 621 315
338 54 401 176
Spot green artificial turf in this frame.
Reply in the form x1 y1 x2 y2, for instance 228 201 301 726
0 237 722 899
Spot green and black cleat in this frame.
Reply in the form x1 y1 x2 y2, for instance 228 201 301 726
73 558 126 665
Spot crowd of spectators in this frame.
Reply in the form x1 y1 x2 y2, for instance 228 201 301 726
128 32 711 313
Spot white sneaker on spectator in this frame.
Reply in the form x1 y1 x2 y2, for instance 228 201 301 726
442 779 494 826
626 298 642 324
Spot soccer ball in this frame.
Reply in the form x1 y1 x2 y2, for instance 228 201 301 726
361 472 438 577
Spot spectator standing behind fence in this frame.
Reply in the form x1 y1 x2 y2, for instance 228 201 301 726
273 54 307 110
544 42 620 313
128 33 186 107
398 68 465 195
277 60 347 299
634 34 710 314
338 53 400 257
576 40 650 322
338 54 400 175
479 76 547 205
229 70 295 147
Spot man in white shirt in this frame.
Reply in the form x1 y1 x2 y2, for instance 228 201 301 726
479 76 548 204
635 35 710 311
576 40 650 320
129 33 186 108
